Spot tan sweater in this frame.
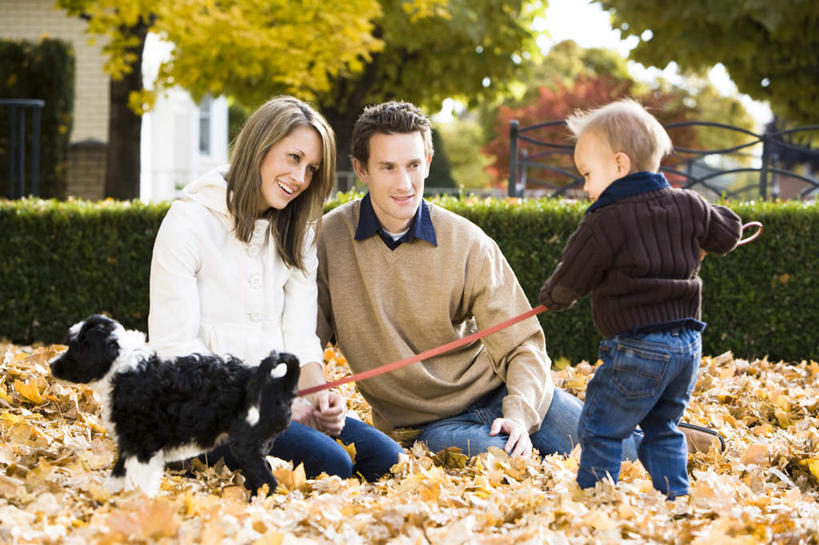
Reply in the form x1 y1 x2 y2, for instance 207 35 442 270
317 199 554 433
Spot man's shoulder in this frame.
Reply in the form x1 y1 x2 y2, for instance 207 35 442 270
324 198 360 219
321 199 361 231
427 202 489 239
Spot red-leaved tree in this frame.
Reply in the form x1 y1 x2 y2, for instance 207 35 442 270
484 75 699 189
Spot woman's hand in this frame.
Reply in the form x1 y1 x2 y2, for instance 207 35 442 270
296 361 347 436
291 396 319 428
309 389 346 437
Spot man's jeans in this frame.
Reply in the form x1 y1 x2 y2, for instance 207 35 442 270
416 384 640 460
204 417 403 482
577 328 701 498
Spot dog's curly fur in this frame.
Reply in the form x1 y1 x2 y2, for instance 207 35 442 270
49 314 300 497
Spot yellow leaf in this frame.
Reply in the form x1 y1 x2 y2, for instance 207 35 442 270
583 510 616 530
0 411 26 426
0 384 10 403
273 463 307 492
13 380 46 404
254 530 285 545
336 439 357 464
801 458 819 481
740 444 769 466
553 356 572 370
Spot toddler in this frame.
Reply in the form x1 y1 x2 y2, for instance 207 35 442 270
538 99 742 498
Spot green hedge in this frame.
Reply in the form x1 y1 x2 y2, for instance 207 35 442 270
0 38 75 199
1 197 816 363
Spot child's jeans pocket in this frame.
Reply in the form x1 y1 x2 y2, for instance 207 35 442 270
608 338 671 400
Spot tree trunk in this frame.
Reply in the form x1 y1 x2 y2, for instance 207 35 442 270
324 108 359 191
104 22 148 200
318 36 383 191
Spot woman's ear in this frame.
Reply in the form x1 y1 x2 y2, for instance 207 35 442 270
614 152 631 175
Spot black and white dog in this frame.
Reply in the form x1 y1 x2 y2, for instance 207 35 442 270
49 314 300 497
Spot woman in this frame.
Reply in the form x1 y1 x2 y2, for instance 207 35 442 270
149 96 402 481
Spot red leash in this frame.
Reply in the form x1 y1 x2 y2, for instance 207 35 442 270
298 305 548 397
301 222 764 397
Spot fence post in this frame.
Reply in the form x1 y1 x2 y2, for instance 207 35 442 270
31 105 42 197
1 99 45 198
8 103 16 198
759 133 770 201
508 120 519 197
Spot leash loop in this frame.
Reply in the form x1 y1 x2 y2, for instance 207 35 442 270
737 221 763 246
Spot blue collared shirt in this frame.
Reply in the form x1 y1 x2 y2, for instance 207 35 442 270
354 193 437 250
586 171 671 215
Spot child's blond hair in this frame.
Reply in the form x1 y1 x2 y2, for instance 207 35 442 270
566 99 672 173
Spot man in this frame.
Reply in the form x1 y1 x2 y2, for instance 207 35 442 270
316 101 722 458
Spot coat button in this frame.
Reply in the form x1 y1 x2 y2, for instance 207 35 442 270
249 275 262 288
247 245 260 257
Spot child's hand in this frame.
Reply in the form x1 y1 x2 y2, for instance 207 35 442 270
700 249 707 262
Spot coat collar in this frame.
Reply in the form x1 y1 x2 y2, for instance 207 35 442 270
586 171 671 215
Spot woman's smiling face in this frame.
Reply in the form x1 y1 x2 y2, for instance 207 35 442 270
258 125 322 213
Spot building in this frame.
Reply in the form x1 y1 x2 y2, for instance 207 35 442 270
0 0 228 201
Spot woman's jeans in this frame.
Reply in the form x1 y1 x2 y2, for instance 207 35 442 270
203 416 403 482
577 328 701 498
416 384 641 460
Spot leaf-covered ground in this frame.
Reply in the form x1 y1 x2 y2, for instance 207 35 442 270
1 343 818 544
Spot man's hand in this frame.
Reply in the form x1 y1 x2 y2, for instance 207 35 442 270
489 417 532 457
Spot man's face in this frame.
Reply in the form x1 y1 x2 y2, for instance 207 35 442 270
353 132 431 234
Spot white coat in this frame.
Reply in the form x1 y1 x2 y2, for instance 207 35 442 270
148 167 324 367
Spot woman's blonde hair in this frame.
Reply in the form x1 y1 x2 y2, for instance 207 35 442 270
566 98 672 173
226 96 336 271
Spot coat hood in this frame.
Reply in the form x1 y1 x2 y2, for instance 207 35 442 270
181 165 231 217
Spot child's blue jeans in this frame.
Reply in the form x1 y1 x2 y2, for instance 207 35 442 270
577 328 701 498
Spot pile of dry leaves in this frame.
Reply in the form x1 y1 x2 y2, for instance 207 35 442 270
1 343 817 544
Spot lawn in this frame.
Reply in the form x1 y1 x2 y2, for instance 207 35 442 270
1 343 817 544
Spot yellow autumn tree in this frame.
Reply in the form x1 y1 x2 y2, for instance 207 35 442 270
57 0 384 199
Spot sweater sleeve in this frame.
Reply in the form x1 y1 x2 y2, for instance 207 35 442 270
148 202 210 358
281 227 325 366
469 239 554 433
701 200 743 256
538 221 607 310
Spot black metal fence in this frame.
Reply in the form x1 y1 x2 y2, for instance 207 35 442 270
508 119 819 201
1 98 45 199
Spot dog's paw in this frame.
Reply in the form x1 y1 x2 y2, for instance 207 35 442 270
104 475 125 494
248 477 278 497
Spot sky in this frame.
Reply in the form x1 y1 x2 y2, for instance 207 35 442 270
533 0 773 127
440 0 772 128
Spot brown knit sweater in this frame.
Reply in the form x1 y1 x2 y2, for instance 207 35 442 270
538 187 742 338
317 199 554 433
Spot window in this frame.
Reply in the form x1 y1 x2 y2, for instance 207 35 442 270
199 95 212 155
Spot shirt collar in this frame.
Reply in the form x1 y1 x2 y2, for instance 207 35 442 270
355 193 437 247
586 171 671 215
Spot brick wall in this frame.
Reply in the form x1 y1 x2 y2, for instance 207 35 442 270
0 0 110 198
67 140 106 200
0 0 109 144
